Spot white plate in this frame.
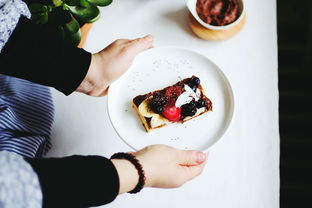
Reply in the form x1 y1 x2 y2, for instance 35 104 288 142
107 47 234 152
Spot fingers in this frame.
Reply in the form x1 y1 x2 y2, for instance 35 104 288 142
114 39 130 45
96 87 109 97
182 160 207 182
179 150 207 166
179 151 208 183
128 35 154 54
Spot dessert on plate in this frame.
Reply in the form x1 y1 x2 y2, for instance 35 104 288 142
132 76 213 132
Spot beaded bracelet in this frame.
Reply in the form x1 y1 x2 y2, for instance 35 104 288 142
110 152 146 194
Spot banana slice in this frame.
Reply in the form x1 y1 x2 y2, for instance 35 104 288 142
138 97 155 118
151 114 168 128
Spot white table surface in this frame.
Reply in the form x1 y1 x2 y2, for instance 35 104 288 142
47 0 280 207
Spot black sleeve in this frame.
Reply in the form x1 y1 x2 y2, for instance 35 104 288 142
0 16 91 95
25 155 120 208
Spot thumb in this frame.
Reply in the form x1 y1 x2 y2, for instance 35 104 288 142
179 150 207 166
181 161 207 182
128 35 154 54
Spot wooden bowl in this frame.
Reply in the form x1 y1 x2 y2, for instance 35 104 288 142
189 12 247 41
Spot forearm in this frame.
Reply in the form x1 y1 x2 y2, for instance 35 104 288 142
0 16 91 95
25 155 119 207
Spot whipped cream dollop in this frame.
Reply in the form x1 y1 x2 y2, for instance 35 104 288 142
175 85 200 107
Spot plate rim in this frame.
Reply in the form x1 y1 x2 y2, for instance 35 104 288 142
107 46 235 152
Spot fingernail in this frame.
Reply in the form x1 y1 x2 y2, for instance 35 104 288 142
197 152 206 163
145 35 153 42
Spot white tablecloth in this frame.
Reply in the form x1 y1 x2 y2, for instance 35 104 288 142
48 0 279 207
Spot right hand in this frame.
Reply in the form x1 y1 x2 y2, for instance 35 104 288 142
111 144 207 194
134 144 207 188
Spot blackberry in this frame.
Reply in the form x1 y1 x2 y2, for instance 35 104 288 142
189 100 196 107
196 99 206 108
181 102 197 117
153 92 167 105
150 92 167 114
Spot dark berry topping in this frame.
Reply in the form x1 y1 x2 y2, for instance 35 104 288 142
186 76 200 92
191 77 201 86
150 92 167 114
153 92 168 105
164 86 183 99
188 83 197 92
153 105 163 114
196 99 206 108
189 100 196 107
181 102 197 117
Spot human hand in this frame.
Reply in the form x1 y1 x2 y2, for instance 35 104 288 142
111 144 207 194
76 35 154 96
134 144 207 188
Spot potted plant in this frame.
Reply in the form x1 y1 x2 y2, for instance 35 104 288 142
27 0 112 47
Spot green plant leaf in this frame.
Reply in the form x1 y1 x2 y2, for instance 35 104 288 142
28 3 48 13
49 7 72 25
69 2 100 23
79 0 89 7
65 29 81 46
63 15 80 34
52 0 63 7
87 0 112 7
63 0 80 6
31 12 49 24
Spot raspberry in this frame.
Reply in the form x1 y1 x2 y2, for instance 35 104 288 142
164 86 183 99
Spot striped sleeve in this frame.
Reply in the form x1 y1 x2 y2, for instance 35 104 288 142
0 74 54 158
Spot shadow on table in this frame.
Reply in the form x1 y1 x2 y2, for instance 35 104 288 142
163 7 197 38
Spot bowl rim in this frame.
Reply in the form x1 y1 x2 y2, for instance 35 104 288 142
187 0 246 31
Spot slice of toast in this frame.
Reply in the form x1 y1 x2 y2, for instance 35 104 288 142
132 76 213 132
